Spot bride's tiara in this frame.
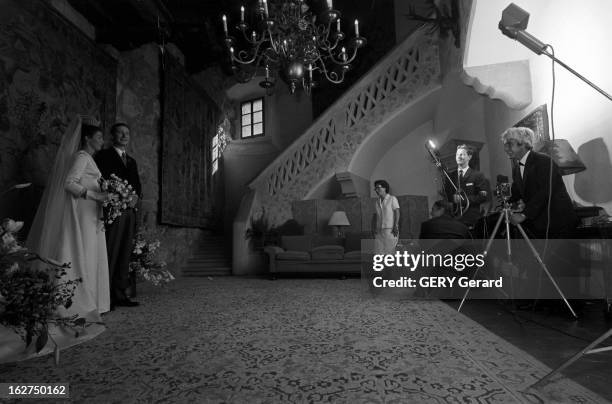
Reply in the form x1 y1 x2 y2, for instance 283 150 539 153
79 115 101 127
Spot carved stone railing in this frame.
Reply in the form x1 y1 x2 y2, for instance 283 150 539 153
248 27 441 226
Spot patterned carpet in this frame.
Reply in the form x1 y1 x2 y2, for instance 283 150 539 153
0 277 608 403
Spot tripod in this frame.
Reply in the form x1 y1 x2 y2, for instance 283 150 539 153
457 199 577 319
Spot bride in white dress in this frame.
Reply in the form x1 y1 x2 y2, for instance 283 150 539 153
0 116 111 363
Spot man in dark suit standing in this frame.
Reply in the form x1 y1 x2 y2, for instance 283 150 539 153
445 145 489 228
420 200 470 239
95 122 142 308
501 127 578 238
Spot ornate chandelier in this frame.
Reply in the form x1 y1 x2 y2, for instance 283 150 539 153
222 0 366 95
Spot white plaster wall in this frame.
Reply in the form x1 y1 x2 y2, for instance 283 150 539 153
370 121 441 204
466 0 612 213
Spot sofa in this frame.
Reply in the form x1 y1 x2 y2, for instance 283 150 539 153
264 234 366 277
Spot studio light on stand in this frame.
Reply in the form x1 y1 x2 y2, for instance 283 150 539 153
499 3 612 102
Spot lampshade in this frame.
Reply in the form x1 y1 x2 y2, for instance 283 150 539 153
535 139 586 176
328 211 350 227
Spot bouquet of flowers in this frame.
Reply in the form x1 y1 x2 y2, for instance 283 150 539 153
99 174 137 229
130 232 175 286
0 219 85 355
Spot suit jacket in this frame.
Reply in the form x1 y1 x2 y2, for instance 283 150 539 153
510 151 578 237
94 148 142 198
419 214 470 239
445 167 488 226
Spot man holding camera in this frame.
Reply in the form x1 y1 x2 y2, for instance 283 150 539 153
500 127 578 238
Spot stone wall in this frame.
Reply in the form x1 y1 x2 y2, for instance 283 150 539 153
0 0 116 231
115 43 210 271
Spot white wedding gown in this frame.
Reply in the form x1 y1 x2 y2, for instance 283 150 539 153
60 150 110 315
0 150 110 363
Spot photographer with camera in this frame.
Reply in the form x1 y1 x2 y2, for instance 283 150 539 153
500 127 578 238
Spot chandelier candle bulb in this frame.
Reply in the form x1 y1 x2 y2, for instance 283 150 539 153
354 19 359 37
337 18 341 32
327 0 333 9
240 6 244 22
341 46 347 62
252 30 256 41
263 0 269 18
222 15 228 35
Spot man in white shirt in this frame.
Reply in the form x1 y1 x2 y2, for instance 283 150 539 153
371 179 400 254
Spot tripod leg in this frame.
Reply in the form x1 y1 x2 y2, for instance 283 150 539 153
515 224 577 319
458 211 506 312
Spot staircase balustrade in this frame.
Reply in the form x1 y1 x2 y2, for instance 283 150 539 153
248 27 441 226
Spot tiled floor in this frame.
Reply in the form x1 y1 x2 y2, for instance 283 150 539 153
454 299 612 402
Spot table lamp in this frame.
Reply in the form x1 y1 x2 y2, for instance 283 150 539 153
328 211 350 238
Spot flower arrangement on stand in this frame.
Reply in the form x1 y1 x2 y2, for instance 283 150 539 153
99 174 138 229
129 232 175 289
0 219 92 363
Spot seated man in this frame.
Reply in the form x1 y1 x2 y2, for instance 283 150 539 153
420 200 470 239
416 200 471 299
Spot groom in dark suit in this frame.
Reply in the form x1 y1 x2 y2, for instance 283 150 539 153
501 127 578 238
95 122 142 308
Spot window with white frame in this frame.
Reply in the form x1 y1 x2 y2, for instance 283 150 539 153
240 98 264 138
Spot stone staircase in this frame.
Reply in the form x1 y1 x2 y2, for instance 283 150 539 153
181 235 232 277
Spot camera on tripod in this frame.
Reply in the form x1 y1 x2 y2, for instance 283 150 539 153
495 175 512 201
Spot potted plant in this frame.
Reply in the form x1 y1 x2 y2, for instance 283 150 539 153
245 208 278 251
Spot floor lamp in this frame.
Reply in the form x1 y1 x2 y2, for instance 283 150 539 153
499 3 612 387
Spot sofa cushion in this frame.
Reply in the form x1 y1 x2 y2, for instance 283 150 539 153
277 250 311 261
281 235 312 252
311 245 344 260
343 250 363 260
